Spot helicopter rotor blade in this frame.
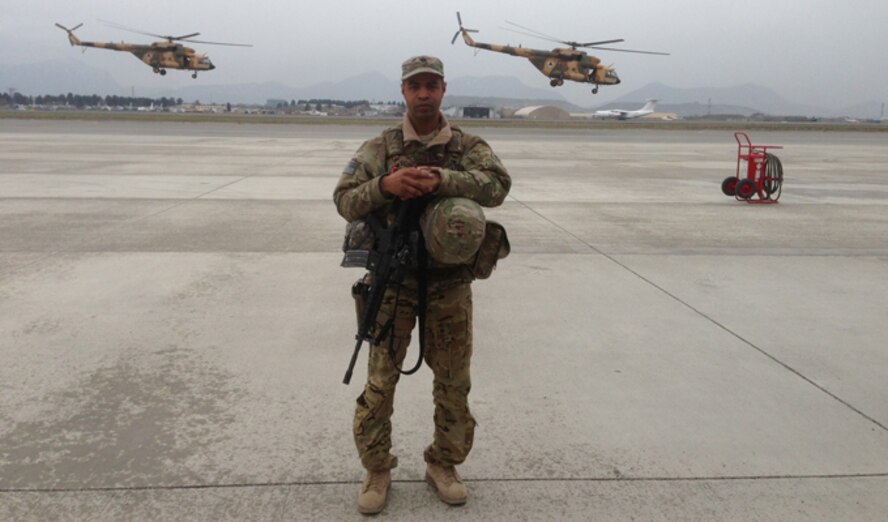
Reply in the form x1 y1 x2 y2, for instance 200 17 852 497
98 19 168 39
55 22 83 32
171 32 201 41
578 39 624 47
451 30 478 45
504 20 565 44
499 26 565 46
502 23 619 49
452 11 479 45
98 19 227 44
582 45 669 56
502 20 658 53
180 38 252 47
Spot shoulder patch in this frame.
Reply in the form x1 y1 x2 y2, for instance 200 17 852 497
342 158 359 176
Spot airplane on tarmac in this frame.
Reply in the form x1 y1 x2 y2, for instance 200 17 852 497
593 99 658 119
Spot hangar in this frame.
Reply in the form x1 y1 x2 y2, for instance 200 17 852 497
513 105 570 120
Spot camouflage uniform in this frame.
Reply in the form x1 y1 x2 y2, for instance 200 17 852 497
334 114 510 471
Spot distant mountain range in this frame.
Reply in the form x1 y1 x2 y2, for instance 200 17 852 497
0 59 122 97
142 72 577 108
604 82 823 117
2 59 882 118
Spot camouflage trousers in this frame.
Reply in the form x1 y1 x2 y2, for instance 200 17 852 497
354 271 476 471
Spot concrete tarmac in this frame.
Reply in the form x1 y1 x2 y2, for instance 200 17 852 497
1 118 887 521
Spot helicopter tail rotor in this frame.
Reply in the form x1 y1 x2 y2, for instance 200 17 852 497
54 22 83 32
55 22 83 46
451 11 479 45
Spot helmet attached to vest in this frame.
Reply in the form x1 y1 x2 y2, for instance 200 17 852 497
420 197 486 265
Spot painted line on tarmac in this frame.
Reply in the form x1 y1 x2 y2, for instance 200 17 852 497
506 193 888 434
3 472 888 493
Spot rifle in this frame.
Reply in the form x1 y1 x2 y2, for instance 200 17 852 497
341 201 422 385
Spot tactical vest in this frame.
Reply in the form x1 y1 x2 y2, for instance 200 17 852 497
379 124 473 277
381 124 466 173
381 124 508 279
344 124 508 280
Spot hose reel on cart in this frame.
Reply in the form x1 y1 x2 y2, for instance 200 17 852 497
721 132 784 204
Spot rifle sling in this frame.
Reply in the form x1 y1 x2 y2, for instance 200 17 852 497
393 248 427 376
385 199 427 376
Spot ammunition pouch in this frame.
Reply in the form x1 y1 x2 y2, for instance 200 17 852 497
341 219 377 268
470 221 510 280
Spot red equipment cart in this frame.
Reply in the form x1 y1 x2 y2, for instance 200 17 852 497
721 132 784 203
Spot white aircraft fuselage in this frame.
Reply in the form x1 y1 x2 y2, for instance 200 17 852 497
593 99 658 120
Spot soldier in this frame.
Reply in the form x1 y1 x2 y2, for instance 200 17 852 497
333 55 511 515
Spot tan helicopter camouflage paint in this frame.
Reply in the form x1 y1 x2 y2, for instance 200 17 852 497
59 26 214 73
457 29 620 87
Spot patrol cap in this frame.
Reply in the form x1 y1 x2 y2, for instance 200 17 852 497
401 55 445 80
420 197 485 265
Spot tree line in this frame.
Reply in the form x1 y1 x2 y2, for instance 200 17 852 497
1 92 185 108
3 92 407 110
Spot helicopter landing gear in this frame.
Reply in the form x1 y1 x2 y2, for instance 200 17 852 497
152 68 166 76
592 86 599 94
549 78 564 87
192 72 198 79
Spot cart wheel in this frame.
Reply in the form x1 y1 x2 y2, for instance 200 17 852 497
721 176 738 196
735 179 756 200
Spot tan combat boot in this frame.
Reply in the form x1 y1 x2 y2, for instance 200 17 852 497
425 463 468 505
357 457 398 515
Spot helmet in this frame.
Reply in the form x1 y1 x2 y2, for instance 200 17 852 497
420 197 486 265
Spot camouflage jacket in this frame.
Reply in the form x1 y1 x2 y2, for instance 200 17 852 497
333 115 511 223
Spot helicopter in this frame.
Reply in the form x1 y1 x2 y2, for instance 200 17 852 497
451 12 667 94
55 21 251 79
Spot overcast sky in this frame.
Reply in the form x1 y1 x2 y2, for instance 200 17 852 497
1 0 885 107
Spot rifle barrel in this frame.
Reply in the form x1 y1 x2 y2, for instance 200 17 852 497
343 337 364 384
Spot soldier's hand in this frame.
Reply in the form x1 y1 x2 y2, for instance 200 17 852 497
381 167 441 200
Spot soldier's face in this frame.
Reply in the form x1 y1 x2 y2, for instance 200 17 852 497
401 74 446 120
